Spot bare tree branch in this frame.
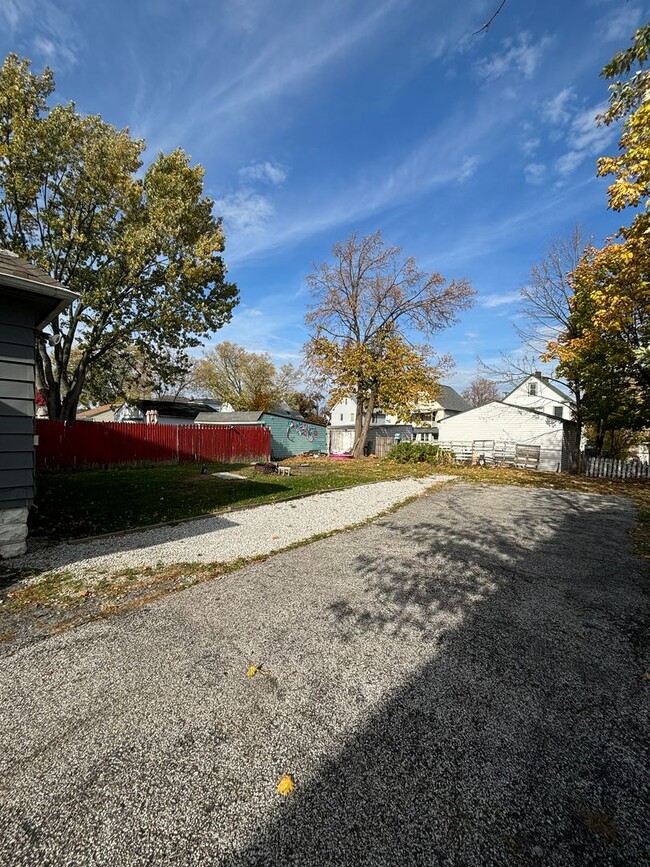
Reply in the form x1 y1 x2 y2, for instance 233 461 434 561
473 0 508 36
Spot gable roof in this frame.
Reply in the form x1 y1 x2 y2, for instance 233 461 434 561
439 399 576 424
0 249 78 329
436 384 471 412
503 373 572 403
330 384 470 414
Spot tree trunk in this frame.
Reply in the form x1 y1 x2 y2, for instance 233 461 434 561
595 419 605 456
570 384 582 474
353 391 376 458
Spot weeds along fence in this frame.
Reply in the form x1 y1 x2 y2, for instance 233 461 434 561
585 456 650 480
35 420 271 470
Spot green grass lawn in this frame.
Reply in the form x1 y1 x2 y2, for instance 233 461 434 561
28 457 650 555
29 458 438 540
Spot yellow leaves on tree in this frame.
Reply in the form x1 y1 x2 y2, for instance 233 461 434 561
194 342 300 411
597 24 650 236
544 238 650 439
305 231 474 457
0 54 238 422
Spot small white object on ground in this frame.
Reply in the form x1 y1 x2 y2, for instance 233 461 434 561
212 472 248 480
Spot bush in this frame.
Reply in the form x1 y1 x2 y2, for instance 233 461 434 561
384 441 455 465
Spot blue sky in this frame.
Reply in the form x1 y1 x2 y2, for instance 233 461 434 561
1 0 648 391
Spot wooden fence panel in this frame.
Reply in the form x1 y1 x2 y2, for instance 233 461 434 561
35 420 270 469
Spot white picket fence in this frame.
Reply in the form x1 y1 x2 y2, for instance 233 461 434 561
585 456 650 479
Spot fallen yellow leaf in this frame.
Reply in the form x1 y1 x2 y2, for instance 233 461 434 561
247 665 260 679
276 774 295 796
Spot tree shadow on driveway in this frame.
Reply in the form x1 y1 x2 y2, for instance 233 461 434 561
221 484 648 866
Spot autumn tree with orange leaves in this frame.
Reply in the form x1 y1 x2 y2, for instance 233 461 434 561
305 231 474 457
544 25 650 453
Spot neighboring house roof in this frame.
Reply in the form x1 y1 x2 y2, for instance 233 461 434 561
265 406 306 421
435 385 471 413
196 407 311 425
195 411 265 425
77 404 116 419
439 400 576 424
330 384 471 415
78 399 223 421
0 249 78 329
136 398 218 420
272 400 304 420
503 373 572 403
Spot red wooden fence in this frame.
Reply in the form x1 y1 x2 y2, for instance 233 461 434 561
35 420 271 469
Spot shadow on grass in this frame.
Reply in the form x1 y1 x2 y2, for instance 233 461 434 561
220 485 647 866
27 469 289 541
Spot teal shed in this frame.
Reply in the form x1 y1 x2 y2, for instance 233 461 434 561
195 408 327 460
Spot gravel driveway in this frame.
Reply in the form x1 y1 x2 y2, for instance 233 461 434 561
16 475 450 575
1 482 647 866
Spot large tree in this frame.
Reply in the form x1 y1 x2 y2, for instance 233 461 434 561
597 23 650 239
79 346 198 407
0 55 238 421
305 231 474 457
540 26 650 453
544 238 650 451
194 341 300 411
462 376 501 407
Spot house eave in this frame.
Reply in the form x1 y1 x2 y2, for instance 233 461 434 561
0 272 79 329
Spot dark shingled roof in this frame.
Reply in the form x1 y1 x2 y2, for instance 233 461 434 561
0 250 67 289
437 384 471 413
0 249 78 328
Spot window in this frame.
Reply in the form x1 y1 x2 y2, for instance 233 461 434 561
350 414 354 422
554 406 563 418
527 382 538 396
340 414 343 421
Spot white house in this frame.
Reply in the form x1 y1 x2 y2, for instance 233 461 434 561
329 386 470 428
328 386 470 454
503 372 574 420
436 400 578 472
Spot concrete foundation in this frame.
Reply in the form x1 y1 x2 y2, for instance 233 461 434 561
0 507 28 558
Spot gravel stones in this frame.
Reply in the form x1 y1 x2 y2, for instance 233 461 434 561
16 476 452 576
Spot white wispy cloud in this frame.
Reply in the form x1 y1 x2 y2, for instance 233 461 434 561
597 2 645 42
32 34 77 67
542 87 576 125
554 101 614 177
521 136 541 156
143 0 403 154
203 303 307 366
524 163 547 185
479 292 522 309
216 190 275 234
2 0 82 67
238 161 288 185
475 32 553 82
0 0 21 29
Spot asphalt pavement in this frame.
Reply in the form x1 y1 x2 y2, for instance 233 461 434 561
0 482 647 866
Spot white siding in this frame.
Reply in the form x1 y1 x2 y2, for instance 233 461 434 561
437 402 566 472
329 397 357 428
504 376 573 420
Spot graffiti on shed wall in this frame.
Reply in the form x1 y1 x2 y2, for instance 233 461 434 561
287 420 320 442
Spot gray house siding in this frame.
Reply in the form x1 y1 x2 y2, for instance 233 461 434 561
0 296 36 509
